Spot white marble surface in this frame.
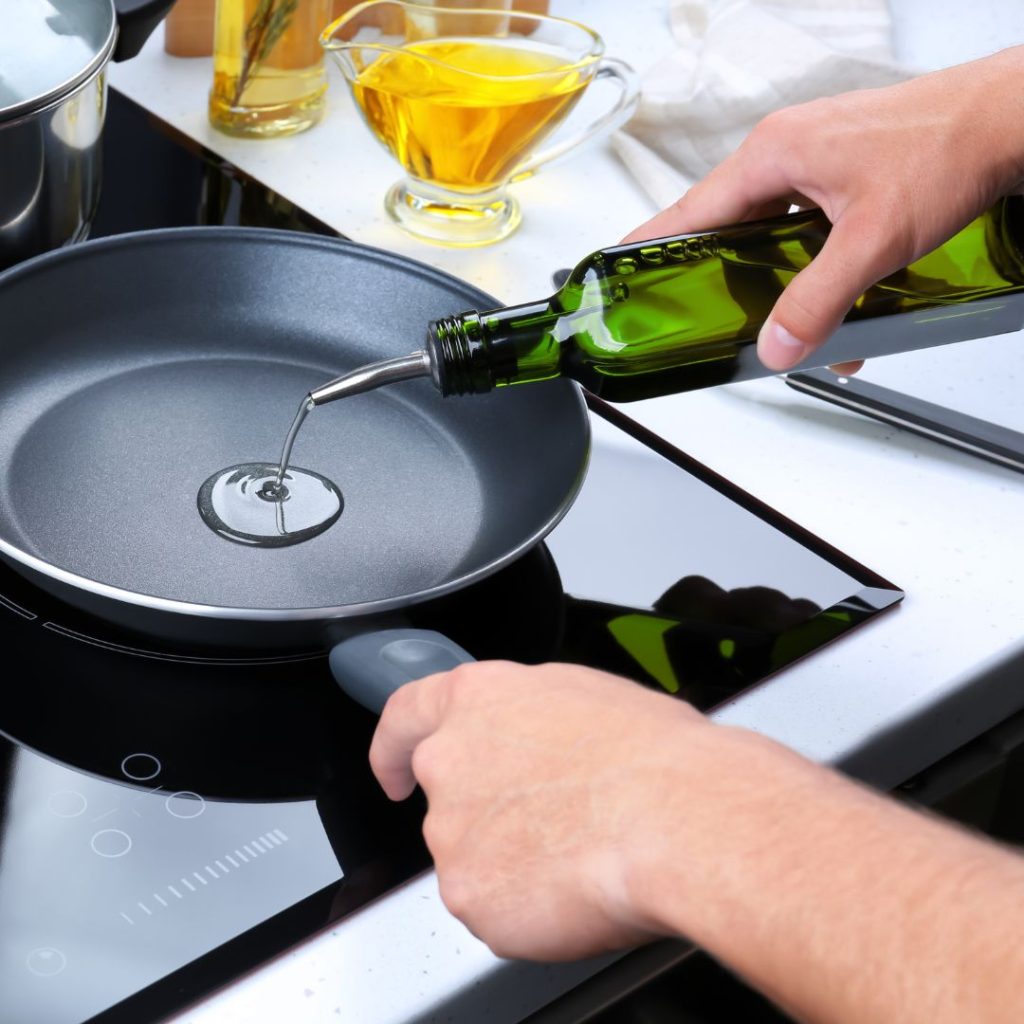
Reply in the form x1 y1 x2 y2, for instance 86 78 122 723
111 0 677 303
108 2 1024 1022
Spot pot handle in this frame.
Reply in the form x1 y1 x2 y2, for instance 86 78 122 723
113 0 177 61
329 629 474 714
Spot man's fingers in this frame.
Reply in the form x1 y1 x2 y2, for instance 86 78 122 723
757 211 898 371
369 674 450 801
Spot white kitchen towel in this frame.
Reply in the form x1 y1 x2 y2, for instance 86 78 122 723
615 0 910 208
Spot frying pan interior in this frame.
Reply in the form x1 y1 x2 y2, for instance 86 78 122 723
0 230 588 615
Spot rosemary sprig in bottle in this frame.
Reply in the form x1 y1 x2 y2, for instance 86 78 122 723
231 0 300 107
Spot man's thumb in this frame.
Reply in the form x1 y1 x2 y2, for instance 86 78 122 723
757 214 896 371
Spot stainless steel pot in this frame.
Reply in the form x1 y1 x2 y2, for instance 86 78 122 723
0 0 175 270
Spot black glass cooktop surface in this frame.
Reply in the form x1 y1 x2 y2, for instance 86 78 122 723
0 90 903 1024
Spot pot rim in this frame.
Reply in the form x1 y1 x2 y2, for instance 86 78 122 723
0 1 117 126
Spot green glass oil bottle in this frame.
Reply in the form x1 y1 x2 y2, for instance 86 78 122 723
425 196 1024 402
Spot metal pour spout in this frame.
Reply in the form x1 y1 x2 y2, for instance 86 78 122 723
274 351 438 486
307 350 435 407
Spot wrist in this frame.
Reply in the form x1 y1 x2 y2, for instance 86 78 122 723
617 720 813 943
1000 48 1024 192
960 46 1024 196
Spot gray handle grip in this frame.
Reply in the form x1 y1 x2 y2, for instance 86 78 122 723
329 629 475 714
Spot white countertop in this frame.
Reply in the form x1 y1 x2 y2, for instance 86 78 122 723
109 2 1024 1021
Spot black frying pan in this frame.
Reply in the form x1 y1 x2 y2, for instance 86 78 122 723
0 229 590 708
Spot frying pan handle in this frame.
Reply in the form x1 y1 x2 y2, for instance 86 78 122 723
329 629 475 714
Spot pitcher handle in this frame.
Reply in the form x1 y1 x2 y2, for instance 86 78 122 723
512 56 640 180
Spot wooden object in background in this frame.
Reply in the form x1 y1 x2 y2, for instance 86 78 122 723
165 0 216 56
168 0 551 57
329 0 550 36
510 0 550 34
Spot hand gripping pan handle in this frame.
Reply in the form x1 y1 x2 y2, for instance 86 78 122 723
329 629 475 714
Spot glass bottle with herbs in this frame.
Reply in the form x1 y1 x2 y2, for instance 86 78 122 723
210 0 332 137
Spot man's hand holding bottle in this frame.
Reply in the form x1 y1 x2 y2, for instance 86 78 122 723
624 45 1024 372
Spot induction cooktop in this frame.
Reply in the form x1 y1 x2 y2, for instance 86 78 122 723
0 90 903 1024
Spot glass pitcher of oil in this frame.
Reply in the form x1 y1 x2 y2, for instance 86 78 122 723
321 1 639 246
210 0 333 137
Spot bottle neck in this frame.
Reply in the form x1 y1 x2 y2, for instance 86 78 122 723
427 300 559 396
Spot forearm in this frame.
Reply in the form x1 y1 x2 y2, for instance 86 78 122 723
371 660 1024 1007
956 45 1024 195
628 725 1024 1024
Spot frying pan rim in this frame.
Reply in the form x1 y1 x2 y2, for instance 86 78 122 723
0 226 592 621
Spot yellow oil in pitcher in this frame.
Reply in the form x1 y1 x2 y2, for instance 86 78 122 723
351 38 591 192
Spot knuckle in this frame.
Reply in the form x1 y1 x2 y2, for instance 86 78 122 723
443 661 479 695
840 203 916 279
437 871 473 921
486 935 518 961
803 95 839 122
671 180 704 215
383 676 423 718
478 658 518 679
420 810 449 855
752 105 801 144
410 737 444 790
778 284 834 342
781 284 819 323
751 100 835 167
445 659 516 697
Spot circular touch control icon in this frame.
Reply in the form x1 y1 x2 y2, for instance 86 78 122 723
26 948 67 977
90 829 133 858
121 753 161 781
165 791 205 819
47 790 88 818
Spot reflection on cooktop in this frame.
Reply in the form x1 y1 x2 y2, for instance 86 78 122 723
550 398 901 710
0 543 562 799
